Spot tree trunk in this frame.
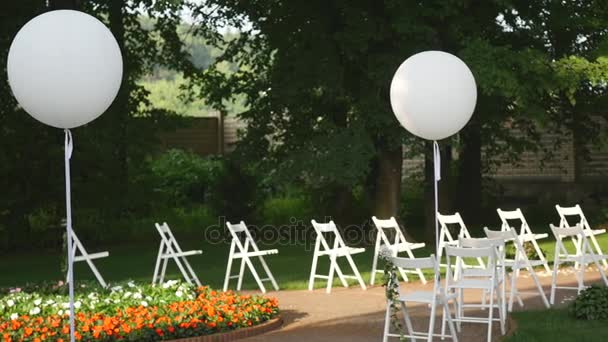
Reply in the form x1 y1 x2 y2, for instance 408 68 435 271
372 145 402 219
457 117 482 226
108 0 129 196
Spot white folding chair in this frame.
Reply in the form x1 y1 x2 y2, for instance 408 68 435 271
437 212 485 271
382 255 458 342
556 204 608 269
445 238 506 342
497 208 550 273
223 221 279 293
549 223 608 305
152 222 202 286
309 220 367 293
370 216 426 285
67 230 109 288
484 228 550 311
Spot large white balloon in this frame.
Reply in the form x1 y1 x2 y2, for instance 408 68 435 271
390 51 477 141
7 10 123 129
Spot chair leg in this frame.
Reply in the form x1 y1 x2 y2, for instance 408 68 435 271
588 233 608 268
327 254 337 294
308 252 319 291
528 263 550 308
237 258 247 291
370 236 381 286
443 301 458 342
487 287 495 342
245 257 267 293
550 250 560 305
345 253 367 290
382 302 391 342
530 238 551 273
258 255 279 291
400 303 416 342
223 255 234 292
152 243 164 285
159 258 168 284
428 299 437 342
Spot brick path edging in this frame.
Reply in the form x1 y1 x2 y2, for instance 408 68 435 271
165 317 283 342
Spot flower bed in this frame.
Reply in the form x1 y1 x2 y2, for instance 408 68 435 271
0 281 279 341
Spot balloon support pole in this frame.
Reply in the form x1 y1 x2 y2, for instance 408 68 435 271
433 141 441 281
64 129 76 342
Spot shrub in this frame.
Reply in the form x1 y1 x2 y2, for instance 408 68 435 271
570 285 608 320
0 281 279 341
257 194 314 226
149 149 223 207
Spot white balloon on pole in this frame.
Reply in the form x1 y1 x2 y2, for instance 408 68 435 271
7 10 123 129
390 51 477 141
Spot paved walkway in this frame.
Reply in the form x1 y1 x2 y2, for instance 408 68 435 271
243 268 604 341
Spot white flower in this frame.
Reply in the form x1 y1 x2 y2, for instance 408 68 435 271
45 300 55 305
74 301 81 309
141 301 148 307
133 292 142 299
34 299 42 306
58 310 64 316
29 307 41 315
162 280 178 289
111 285 123 292
175 290 183 297
88 293 97 299
6 300 15 307
10 313 18 320
145 296 152 301
127 281 136 288
123 292 132 299
62 302 70 309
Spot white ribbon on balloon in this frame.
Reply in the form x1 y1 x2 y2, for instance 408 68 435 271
433 141 441 279
64 129 76 342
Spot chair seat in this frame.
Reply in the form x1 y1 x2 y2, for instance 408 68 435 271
234 249 278 258
448 278 495 290
584 228 606 237
503 259 546 268
519 232 548 241
387 242 426 252
559 254 608 263
399 290 456 304
318 246 365 256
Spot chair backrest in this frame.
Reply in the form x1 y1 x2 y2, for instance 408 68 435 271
497 208 531 235
556 204 590 230
311 220 347 251
155 222 185 254
372 216 407 249
445 245 497 281
437 212 469 241
459 236 504 249
226 221 261 252
390 255 440 297
549 223 591 257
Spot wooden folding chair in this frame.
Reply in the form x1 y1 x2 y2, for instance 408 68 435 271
556 204 607 268
549 223 608 305
497 208 551 273
152 222 202 286
223 221 279 293
370 216 426 285
309 220 367 293
437 212 485 271
484 228 550 311
67 230 109 288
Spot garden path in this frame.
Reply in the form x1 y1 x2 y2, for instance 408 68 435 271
242 268 604 341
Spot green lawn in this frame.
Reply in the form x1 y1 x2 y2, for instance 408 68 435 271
1 226 607 291
506 309 608 341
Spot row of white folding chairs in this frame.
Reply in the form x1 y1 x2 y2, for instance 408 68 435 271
383 223 608 342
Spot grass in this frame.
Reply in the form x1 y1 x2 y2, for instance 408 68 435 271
506 308 608 341
1 224 608 291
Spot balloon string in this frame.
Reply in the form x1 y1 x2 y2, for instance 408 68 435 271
64 129 75 342
433 141 441 281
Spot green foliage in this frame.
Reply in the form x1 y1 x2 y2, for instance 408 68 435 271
206 160 259 222
256 194 314 227
570 285 608 321
149 149 223 206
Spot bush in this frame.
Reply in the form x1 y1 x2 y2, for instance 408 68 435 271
207 160 259 222
570 285 608 320
149 149 223 207
0 281 279 341
257 194 314 226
